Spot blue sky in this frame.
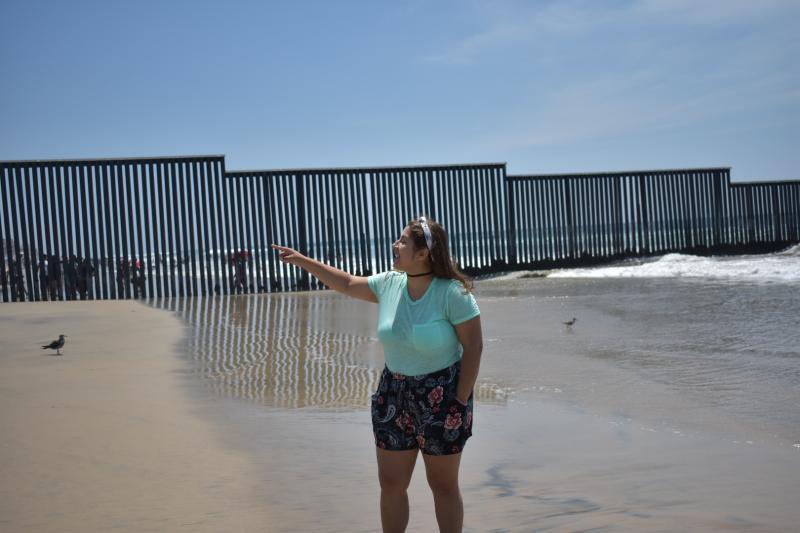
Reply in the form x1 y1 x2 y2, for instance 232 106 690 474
1 0 798 181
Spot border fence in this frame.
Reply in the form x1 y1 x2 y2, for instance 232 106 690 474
1 156 798 302
506 168 800 268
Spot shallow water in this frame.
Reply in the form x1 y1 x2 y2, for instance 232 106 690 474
152 274 799 447
476 276 800 447
149 266 800 531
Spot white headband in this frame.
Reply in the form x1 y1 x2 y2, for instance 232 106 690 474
418 217 433 250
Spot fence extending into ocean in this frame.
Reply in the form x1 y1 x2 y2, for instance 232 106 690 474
1 156 798 302
507 169 800 267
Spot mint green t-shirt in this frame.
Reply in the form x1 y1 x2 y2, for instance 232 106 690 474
367 271 480 376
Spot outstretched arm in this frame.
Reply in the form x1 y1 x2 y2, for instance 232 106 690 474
271 244 377 303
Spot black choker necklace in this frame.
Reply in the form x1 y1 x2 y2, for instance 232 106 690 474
407 271 433 278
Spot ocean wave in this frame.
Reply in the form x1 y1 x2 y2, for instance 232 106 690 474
775 243 800 257
480 270 550 281
547 245 800 283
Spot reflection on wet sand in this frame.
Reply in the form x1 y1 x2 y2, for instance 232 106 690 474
150 293 507 409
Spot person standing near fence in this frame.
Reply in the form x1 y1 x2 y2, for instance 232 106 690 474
272 216 482 533
0 264 7 295
76 256 94 299
64 255 78 300
38 255 49 301
47 254 61 301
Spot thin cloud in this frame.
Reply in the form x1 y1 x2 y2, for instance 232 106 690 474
633 0 797 26
478 63 799 151
421 0 799 157
423 0 800 65
421 4 532 65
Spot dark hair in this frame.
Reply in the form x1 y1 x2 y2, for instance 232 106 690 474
407 216 473 292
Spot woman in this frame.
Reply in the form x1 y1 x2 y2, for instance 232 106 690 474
272 216 482 533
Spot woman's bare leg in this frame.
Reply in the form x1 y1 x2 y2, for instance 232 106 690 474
422 452 463 533
376 448 419 533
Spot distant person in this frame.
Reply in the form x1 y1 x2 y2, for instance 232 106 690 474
38 255 49 300
131 258 145 297
273 216 482 533
64 255 78 300
76 256 94 299
117 258 129 296
238 250 249 291
231 250 247 293
47 254 61 300
10 258 26 301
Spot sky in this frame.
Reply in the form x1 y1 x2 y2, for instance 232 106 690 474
1 0 798 182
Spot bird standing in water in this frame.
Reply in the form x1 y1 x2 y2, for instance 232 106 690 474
42 334 67 355
563 317 577 329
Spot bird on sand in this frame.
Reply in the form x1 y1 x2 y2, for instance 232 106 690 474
42 334 67 355
563 317 577 329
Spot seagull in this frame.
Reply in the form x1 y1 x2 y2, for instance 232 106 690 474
563 317 577 329
42 334 67 355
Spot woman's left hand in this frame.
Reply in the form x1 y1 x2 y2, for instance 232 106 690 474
455 391 471 406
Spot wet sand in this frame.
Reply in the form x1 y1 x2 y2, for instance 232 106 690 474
0 300 270 532
151 288 799 532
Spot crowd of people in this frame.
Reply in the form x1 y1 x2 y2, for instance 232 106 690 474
0 253 97 301
0 253 149 301
1 248 262 300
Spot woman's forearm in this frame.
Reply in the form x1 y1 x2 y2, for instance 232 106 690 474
294 255 352 293
457 347 482 403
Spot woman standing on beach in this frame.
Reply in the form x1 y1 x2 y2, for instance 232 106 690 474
272 216 482 533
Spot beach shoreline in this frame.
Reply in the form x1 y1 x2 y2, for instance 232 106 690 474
2 281 799 532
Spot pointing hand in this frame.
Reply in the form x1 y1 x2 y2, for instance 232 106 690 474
271 244 306 267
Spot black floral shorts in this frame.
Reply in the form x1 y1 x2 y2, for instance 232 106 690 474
371 361 473 456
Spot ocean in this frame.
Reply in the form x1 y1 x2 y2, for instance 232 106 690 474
484 243 800 448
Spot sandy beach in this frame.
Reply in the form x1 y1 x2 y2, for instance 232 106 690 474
2 275 799 532
0 300 270 532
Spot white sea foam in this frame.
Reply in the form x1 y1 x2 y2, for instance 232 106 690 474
547 244 800 283
481 271 529 281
